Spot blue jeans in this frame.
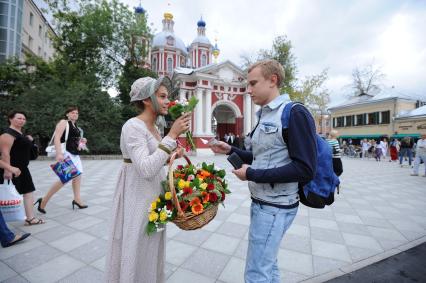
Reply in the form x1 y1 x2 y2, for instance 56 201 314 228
0 210 15 247
245 202 298 283
399 148 413 165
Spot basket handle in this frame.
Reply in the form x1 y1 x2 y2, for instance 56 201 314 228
168 152 192 218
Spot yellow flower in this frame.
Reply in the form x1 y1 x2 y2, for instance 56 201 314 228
159 211 168 221
178 179 186 189
149 211 159 222
165 192 172 200
150 201 157 211
156 197 161 203
199 183 208 190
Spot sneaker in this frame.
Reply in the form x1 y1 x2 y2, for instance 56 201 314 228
410 173 418 176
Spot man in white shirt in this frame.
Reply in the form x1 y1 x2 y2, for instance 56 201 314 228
411 134 426 176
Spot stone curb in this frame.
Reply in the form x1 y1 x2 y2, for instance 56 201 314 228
300 236 426 283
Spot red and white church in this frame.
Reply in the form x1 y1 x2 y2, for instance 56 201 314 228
139 8 258 155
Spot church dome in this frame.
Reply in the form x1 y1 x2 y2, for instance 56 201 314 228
191 17 211 46
152 12 188 55
152 32 188 55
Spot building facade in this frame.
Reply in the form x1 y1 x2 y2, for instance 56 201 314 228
145 10 253 155
0 0 54 63
328 91 426 142
0 0 23 62
21 0 55 60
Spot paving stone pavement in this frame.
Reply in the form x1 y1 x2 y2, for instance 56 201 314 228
1 156 425 283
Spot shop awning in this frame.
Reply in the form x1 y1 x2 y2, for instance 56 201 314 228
391 133 420 138
338 134 386 139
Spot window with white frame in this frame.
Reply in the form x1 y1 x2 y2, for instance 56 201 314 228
167 57 173 73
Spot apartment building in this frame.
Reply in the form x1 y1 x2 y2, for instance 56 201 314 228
21 0 55 60
328 89 426 142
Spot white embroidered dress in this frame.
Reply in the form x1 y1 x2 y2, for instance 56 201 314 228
105 117 176 283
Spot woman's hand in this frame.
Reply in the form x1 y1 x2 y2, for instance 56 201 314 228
210 141 232 154
167 113 191 140
10 166 21 177
56 153 64 163
3 171 13 180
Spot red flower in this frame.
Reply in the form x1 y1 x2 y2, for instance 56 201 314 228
189 197 201 206
168 101 176 108
177 165 183 170
179 201 189 211
207 183 215 191
221 191 225 201
201 191 209 203
191 203 204 215
209 192 218 203
166 201 173 211
183 187 193 196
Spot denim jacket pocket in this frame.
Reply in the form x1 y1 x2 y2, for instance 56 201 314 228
258 123 279 148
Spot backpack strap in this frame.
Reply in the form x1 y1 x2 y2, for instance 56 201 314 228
281 102 306 129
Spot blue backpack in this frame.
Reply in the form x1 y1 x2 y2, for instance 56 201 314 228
281 102 340 208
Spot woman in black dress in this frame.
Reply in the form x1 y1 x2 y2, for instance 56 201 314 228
35 106 88 213
0 111 45 225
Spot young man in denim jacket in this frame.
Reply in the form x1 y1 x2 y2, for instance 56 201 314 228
210 59 317 283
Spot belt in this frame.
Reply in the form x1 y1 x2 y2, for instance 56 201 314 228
251 197 299 209
123 158 132 163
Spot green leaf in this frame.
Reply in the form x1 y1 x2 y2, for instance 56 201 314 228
146 222 157 236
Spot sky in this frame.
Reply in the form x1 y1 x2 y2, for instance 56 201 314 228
120 0 426 104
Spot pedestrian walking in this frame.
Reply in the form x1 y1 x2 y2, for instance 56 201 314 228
104 76 190 282
411 134 426 176
389 138 399 162
35 106 88 214
210 59 317 283
0 111 45 226
327 130 343 176
375 139 383 161
399 136 414 166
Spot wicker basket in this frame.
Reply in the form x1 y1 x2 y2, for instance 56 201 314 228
168 152 219 230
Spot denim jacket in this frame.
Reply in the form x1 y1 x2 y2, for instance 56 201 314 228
248 95 299 206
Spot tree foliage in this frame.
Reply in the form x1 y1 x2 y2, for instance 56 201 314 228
350 63 385 96
1 0 154 154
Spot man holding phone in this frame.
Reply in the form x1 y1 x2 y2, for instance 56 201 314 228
210 59 317 283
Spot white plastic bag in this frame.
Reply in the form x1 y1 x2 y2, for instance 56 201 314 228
0 181 25 222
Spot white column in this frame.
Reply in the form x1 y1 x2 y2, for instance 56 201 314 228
179 88 185 102
195 88 204 135
205 89 213 135
243 93 252 135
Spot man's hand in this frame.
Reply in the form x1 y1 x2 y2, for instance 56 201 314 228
232 164 249 181
10 166 21 177
3 171 13 180
209 141 231 154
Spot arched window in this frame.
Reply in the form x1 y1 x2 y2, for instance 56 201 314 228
167 57 173 73
152 57 157 72
201 54 207 66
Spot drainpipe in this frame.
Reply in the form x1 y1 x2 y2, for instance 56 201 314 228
392 98 397 135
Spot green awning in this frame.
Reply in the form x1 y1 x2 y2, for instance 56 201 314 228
338 134 385 139
391 133 420 138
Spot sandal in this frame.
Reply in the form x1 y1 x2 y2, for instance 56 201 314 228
24 217 45 226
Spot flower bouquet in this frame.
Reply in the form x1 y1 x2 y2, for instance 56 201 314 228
168 96 198 151
146 154 230 235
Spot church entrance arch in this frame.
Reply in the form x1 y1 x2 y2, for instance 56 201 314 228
212 101 242 142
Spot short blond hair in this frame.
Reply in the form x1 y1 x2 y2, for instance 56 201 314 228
329 130 339 138
248 59 285 88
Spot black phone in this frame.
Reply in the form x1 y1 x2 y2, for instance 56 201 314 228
227 152 244 169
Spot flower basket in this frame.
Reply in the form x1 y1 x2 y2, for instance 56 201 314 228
168 153 218 230
146 152 230 235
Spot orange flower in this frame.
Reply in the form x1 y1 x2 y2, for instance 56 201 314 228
201 191 210 203
189 197 201 206
191 203 204 215
200 170 211 177
196 174 204 180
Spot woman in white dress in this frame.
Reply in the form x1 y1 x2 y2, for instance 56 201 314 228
105 76 190 283
380 138 388 160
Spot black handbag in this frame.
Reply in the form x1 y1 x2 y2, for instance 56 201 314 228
30 144 39 160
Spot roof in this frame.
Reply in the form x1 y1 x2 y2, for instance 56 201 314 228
396 105 426 119
328 88 422 110
191 35 211 46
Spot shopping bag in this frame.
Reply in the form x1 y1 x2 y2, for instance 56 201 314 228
50 157 81 184
0 181 26 222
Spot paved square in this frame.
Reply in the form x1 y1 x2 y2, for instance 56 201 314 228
1 156 425 282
